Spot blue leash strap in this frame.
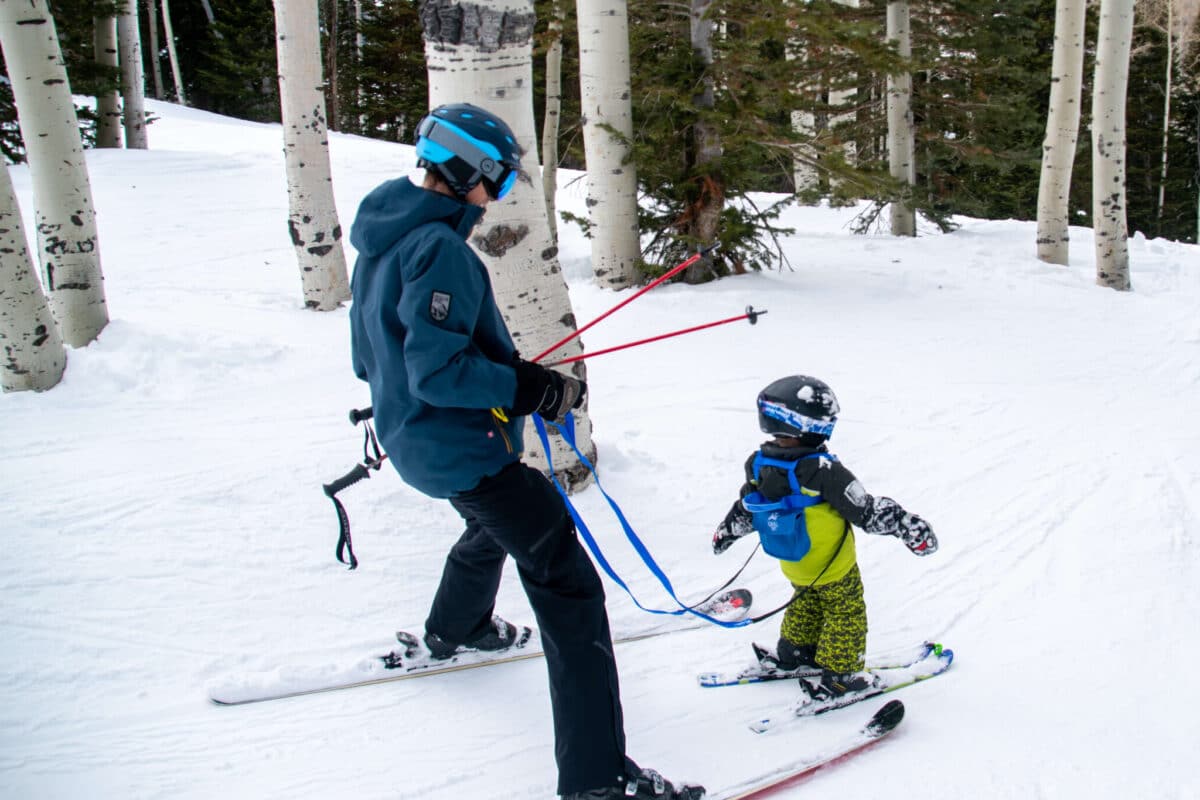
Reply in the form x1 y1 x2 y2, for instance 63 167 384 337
532 412 750 628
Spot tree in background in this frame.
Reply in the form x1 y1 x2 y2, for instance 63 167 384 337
886 0 915 235
576 0 640 288
1036 0 1087 265
343 0 426 140
539 0 565 242
1092 0 1135 290
0 0 109 347
0 163 66 392
117 0 148 148
913 0 1056 224
93 6 122 146
273 0 350 311
194 0 278 123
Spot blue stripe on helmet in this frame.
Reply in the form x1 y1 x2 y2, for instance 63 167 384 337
758 399 836 436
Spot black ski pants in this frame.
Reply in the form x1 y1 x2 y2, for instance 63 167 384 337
426 461 632 796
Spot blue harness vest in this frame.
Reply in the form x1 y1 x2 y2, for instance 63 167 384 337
740 451 836 561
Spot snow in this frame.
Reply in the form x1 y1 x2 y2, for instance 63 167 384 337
2 100 1199 800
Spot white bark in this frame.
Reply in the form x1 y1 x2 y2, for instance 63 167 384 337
1036 0 1086 265
576 0 639 288
1091 0 1134 291
0 0 109 347
146 0 165 100
541 0 563 244
273 0 351 310
0 164 66 392
117 1 149 149
791 106 819 194
886 0 915 236
422 0 596 489
829 0 859 190
686 0 722 279
159 0 186 105
1156 0 1173 229
94 14 122 148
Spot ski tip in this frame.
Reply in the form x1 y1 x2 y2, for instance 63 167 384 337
867 699 905 735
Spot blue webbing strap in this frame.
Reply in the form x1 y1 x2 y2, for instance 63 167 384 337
532 412 751 628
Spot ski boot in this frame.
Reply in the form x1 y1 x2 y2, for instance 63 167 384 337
424 615 519 660
800 668 879 703
562 767 705 799
773 639 818 671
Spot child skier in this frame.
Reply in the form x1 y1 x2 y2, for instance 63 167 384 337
711 375 938 701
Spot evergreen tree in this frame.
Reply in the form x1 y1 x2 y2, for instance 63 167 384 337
349 0 426 142
194 0 279 122
911 0 1056 222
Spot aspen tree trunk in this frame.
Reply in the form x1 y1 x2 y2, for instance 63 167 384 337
686 0 722 281
274 0 351 310
829 0 859 191
0 164 66 392
1091 0 1134 291
323 0 339 131
1156 0 1173 231
576 0 639 288
146 0 165 100
117 0 149 148
792 104 819 193
0 0 109 347
94 13 122 148
421 0 596 490
354 0 365 131
886 0 915 236
159 0 186 105
541 0 563 244
1036 0 1086 265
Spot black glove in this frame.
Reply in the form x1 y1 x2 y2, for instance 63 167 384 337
510 358 587 422
712 502 755 555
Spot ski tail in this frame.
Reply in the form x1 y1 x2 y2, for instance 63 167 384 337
713 701 906 799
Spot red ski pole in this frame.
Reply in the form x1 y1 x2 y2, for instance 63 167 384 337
532 242 721 363
546 306 767 367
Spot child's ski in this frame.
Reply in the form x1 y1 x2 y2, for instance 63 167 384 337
698 640 941 688
208 588 752 706
712 700 906 799
747 645 952 733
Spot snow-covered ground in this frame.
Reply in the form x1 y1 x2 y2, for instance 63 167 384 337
2 100 1198 800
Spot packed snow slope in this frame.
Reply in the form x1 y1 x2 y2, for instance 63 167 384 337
2 101 1198 800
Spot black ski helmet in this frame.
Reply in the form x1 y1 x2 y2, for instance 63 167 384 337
415 103 522 201
757 375 839 439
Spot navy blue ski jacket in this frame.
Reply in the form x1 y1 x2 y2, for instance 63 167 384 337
348 177 524 498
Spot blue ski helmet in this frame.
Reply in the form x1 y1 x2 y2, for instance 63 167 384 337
757 375 839 439
415 103 522 201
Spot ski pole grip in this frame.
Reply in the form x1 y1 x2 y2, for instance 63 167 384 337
323 464 371 497
349 407 374 425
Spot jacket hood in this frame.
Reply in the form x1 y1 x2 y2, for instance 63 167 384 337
349 176 484 257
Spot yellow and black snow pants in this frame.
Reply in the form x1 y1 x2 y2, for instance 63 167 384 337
779 564 868 674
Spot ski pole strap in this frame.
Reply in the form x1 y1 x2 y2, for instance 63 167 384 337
323 409 387 570
532 412 751 628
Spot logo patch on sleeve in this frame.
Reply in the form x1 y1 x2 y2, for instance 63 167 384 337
429 291 452 322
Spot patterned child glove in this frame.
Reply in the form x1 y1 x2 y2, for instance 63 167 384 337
712 503 754 555
864 496 938 556
898 514 938 556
